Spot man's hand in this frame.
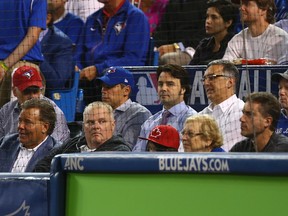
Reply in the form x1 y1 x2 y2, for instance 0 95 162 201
158 44 176 57
80 66 97 81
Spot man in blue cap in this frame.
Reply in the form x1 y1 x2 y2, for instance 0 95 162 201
272 69 288 136
97 66 151 149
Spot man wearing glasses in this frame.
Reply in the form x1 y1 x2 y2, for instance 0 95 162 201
200 59 245 151
0 65 70 143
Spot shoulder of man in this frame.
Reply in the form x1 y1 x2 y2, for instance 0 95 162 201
97 135 131 152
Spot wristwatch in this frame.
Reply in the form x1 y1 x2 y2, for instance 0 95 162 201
173 43 180 51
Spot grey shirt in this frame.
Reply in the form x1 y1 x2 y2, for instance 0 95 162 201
114 99 152 149
0 96 70 143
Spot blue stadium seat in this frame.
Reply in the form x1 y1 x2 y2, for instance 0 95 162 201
48 71 80 122
146 37 159 66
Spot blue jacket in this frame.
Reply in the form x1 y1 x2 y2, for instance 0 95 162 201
54 12 84 45
0 134 59 172
40 26 74 89
77 0 150 74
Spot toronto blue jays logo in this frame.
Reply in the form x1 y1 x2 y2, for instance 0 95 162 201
5 200 30 216
104 67 117 74
22 70 34 79
114 21 126 35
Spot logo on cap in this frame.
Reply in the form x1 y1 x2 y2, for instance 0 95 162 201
150 127 162 139
105 67 116 74
23 70 34 79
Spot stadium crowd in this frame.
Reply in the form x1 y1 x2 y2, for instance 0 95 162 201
0 0 288 172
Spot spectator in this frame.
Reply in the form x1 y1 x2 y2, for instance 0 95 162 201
154 0 207 65
133 64 197 152
40 1 74 91
271 69 288 136
0 0 47 107
230 92 288 152
224 0 288 65
65 0 103 22
78 0 150 105
139 125 179 152
200 60 245 151
0 66 70 143
182 114 225 152
190 0 239 65
96 67 151 149
34 101 131 172
50 0 84 46
0 98 60 172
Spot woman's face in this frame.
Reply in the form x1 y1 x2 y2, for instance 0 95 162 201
181 121 212 152
205 7 230 35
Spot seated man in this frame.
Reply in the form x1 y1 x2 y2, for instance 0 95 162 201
0 98 60 172
97 67 152 149
50 0 84 46
230 92 288 152
0 65 70 142
34 101 131 172
133 64 197 152
40 1 75 90
271 69 288 136
77 0 150 104
224 0 288 65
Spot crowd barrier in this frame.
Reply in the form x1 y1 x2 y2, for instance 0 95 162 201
127 65 287 113
50 153 288 216
0 173 49 215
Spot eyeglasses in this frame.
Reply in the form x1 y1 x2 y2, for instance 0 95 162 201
201 74 230 82
180 131 203 138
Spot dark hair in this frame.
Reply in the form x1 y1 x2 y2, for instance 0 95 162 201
254 0 276 24
156 64 191 104
21 98 57 135
207 0 239 32
207 59 240 92
244 92 280 130
146 142 178 152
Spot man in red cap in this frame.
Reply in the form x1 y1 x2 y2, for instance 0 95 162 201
0 65 70 143
139 125 180 152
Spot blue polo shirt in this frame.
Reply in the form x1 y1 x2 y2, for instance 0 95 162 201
0 0 47 61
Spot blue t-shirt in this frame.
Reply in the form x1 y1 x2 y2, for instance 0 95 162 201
276 110 288 137
0 0 46 61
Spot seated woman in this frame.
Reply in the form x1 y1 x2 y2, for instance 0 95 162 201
190 0 238 65
182 114 225 152
139 125 179 152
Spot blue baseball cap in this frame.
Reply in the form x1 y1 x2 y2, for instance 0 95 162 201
97 67 135 88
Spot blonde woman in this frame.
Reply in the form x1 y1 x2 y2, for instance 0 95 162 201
182 114 225 152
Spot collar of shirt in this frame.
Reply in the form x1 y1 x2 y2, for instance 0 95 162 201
103 0 125 17
207 94 238 113
162 101 188 117
53 10 68 24
20 136 49 151
281 109 288 118
115 99 132 113
79 145 96 152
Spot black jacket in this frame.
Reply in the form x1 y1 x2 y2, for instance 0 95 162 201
230 133 288 152
33 135 131 172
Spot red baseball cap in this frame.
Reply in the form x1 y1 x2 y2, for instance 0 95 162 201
12 66 43 91
139 125 180 149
